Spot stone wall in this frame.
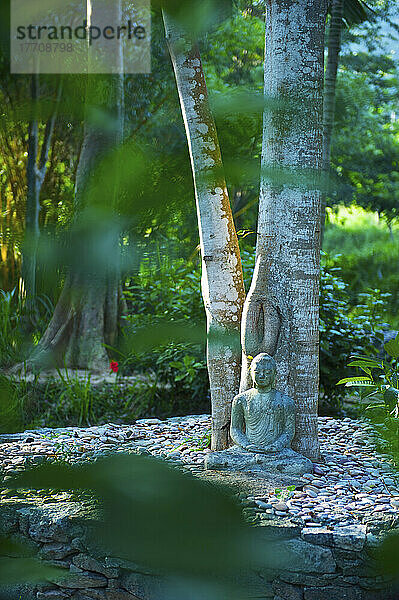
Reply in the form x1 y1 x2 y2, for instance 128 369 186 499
0 500 397 600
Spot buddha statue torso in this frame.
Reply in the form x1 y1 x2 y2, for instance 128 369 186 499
238 388 290 447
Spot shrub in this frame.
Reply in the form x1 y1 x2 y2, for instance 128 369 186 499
0 289 54 369
324 207 399 328
116 260 209 416
338 334 399 455
319 258 386 413
121 250 387 417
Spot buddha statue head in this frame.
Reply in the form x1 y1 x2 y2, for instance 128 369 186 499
250 353 276 391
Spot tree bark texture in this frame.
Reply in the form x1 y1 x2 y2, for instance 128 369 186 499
163 11 246 450
241 0 327 460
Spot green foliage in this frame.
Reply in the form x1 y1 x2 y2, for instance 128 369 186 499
320 254 387 413
274 485 295 501
337 347 399 396
337 332 399 451
169 354 206 384
324 207 399 327
123 257 205 324
202 12 264 88
120 343 209 419
55 369 93 426
0 374 27 433
0 374 131 430
114 258 209 417
0 289 54 368
42 431 75 462
178 429 212 451
9 454 275 598
0 289 22 366
330 58 399 223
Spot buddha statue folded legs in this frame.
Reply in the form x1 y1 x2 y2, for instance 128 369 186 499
205 444 312 475
205 353 313 476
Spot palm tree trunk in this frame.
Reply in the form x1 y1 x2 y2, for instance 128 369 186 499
320 0 344 244
163 11 246 450
240 0 327 460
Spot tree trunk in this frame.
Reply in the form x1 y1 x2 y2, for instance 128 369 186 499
163 11 246 450
26 2 124 373
22 74 40 299
320 0 344 245
22 75 61 299
240 0 327 460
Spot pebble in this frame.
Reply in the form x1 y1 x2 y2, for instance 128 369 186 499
273 502 288 512
1 414 398 529
313 465 324 475
306 489 318 498
255 500 272 510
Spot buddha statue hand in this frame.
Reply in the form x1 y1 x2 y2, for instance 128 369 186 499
246 443 278 454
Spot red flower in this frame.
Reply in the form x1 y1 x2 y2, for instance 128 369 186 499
110 361 119 373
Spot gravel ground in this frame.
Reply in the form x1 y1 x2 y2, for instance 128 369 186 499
1 415 399 527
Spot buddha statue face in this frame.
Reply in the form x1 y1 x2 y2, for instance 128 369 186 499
250 354 276 391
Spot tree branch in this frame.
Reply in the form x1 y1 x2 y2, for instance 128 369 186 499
38 78 63 180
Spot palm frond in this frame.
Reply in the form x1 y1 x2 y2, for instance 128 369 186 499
342 0 375 26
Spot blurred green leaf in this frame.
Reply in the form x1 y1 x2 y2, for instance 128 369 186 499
374 532 399 577
10 455 269 579
384 339 399 358
0 535 63 585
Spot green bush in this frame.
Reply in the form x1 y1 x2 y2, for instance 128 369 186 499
319 258 387 414
0 289 54 369
119 259 209 416
0 373 180 430
324 242 399 329
324 207 399 328
123 258 205 324
120 250 387 417
337 334 399 455
0 289 22 367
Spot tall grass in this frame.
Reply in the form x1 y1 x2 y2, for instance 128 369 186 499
324 206 399 254
56 368 93 426
0 288 23 367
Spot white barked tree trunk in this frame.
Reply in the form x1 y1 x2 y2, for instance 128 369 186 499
241 0 327 460
163 11 246 450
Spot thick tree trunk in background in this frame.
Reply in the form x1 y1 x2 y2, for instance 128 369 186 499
320 0 344 244
27 1 124 373
22 75 60 298
240 0 327 460
33 270 125 372
163 11 246 450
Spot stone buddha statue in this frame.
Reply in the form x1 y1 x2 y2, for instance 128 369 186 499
205 353 312 475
